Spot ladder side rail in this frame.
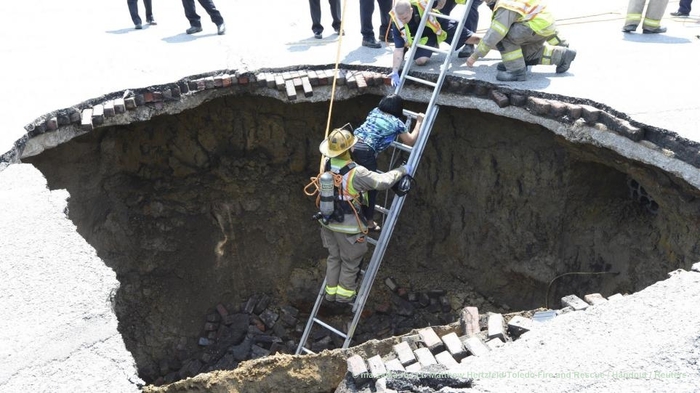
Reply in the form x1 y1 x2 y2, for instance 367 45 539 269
343 106 440 349
394 0 440 93
295 275 329 355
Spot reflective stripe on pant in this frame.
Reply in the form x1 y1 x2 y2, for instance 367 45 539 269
321 226 367 300
540 44 567 66
625 0 669 28
497 23 547 70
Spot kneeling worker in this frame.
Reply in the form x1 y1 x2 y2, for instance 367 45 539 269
317 128 410 303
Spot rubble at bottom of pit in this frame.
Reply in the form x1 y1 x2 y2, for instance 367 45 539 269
150 277 508 386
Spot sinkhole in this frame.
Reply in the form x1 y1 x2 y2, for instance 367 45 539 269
23 92 700 384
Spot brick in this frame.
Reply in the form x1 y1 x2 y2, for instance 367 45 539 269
414 347 437 367
384 277 398 292
487 313 505 341
266 73 276 88
292 77 303 89
366 355 387 379
581 105 601 123
124 97 136 109
584 293 608 305
275 75 285 91
393 341 417 366
307 70 319 86
282 71 292 80
336 69 346 85
244 296 258 314
527 97 550 115
356 73 368 91
434 351 459 368
214 75 224 87
617 120 644 141
103 101 115 117
206 313 221 323
549 100 567 117
567 103 582 119
194 79 205 91
418 327 442 352
143 91 154 103
216 304 229 317
507 316 532 337
510 94 527 107
81 108 93 131
460 307 479 337
441 332 467 360
204 322 218 331
91 104 104 125
461 336 490 356
285 80 297 100
46 117 58 131
259 309 278 329
489 90 510 108
57 114 71 126
178 81 190 94
561 294 588 311
223 75 234 87
347 355 370 385
607 293 624 301
384 358 405 372
134 94 145 106
198 337 211 346
204 76 215 89
255 72 267 87
301 77 313 97
405 362 422 372
346 72 357 89
239 74 250 85
254 294 271 314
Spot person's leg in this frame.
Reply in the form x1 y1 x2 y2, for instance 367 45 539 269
377 0 393 41
329 0 342 32
336 234 367 302
143 0 155 23
412 35 437 65
359 0 375 40
309 0 323 34
321 227 342 301
351 146 378 224
679 0 692 13
465 0 482 32
197 0 224 25
127 0 142 26
182 0 202 27
623 0 645 31
642 0 669 32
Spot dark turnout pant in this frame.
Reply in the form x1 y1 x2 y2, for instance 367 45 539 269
127 0 153 26
182 0 224 27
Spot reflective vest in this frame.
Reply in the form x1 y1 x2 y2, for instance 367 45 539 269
495 0 556 37
319 158 368 234
389 0 447 47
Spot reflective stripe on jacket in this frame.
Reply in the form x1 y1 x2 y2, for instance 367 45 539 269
319 157 367 234
495 0 556 36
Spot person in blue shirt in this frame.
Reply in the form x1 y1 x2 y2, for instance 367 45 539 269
351 94 423 231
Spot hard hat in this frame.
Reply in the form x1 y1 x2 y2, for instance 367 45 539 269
319 128 357 157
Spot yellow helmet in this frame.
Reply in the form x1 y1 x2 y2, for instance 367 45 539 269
319 128 357 157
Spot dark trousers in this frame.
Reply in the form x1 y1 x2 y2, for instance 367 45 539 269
309 0 342 34
127 0 153 26
440 0 483 33
182 0 224 27
360 0 392 40
351 143 379 224
414 19 473 59
678 0 692 13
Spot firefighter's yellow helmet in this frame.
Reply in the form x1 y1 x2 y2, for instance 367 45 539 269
319 128 357 157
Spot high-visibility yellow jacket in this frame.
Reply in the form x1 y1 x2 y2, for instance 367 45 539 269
389 0 447 47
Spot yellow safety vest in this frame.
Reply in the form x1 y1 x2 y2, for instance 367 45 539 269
319 158 367 234
495 0 556 37
389 0 448 46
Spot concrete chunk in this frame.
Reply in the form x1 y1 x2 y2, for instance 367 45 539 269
441 332 467 360
460 306 480 337
461 336 490 357
561 294 589 311
691 262 700 272
393 341 416 366
487 313 506 341
414 347 437 367
584 293 608 305
418 327 442 352
607 293 624 301
434 351 459 368
80 108 93 131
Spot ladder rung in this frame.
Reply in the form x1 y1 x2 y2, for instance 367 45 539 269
375 205 389 215
313 318 348 338
366 236 378 246
301 347 314 355
429 11 461 23
416 44 450 56
389 140 413 153
403 109 421 118
405 75 437 87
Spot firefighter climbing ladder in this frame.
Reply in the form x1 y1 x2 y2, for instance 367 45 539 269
297 0 474 355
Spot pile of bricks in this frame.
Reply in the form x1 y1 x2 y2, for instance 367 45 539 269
340 291 629 392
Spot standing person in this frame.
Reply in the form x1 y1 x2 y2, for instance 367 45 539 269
670 0 692 16
465 0 576 82
622 0 669 33
360 0 393 48
317 129 409 303
127 0 156 30
438 0 484 58
309 0 342 39
351 94 423 231
181 0 226 35
389 0 481 81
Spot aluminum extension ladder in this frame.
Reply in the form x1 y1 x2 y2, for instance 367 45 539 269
296 0 474 355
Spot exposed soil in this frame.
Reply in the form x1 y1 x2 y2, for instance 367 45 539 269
24 94 700 387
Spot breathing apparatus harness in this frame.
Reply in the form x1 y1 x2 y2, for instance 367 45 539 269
305 159 369 234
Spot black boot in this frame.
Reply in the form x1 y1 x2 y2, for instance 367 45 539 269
497 59 538 71
496 67 527 81
556 48 577 74
643 26 667 34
